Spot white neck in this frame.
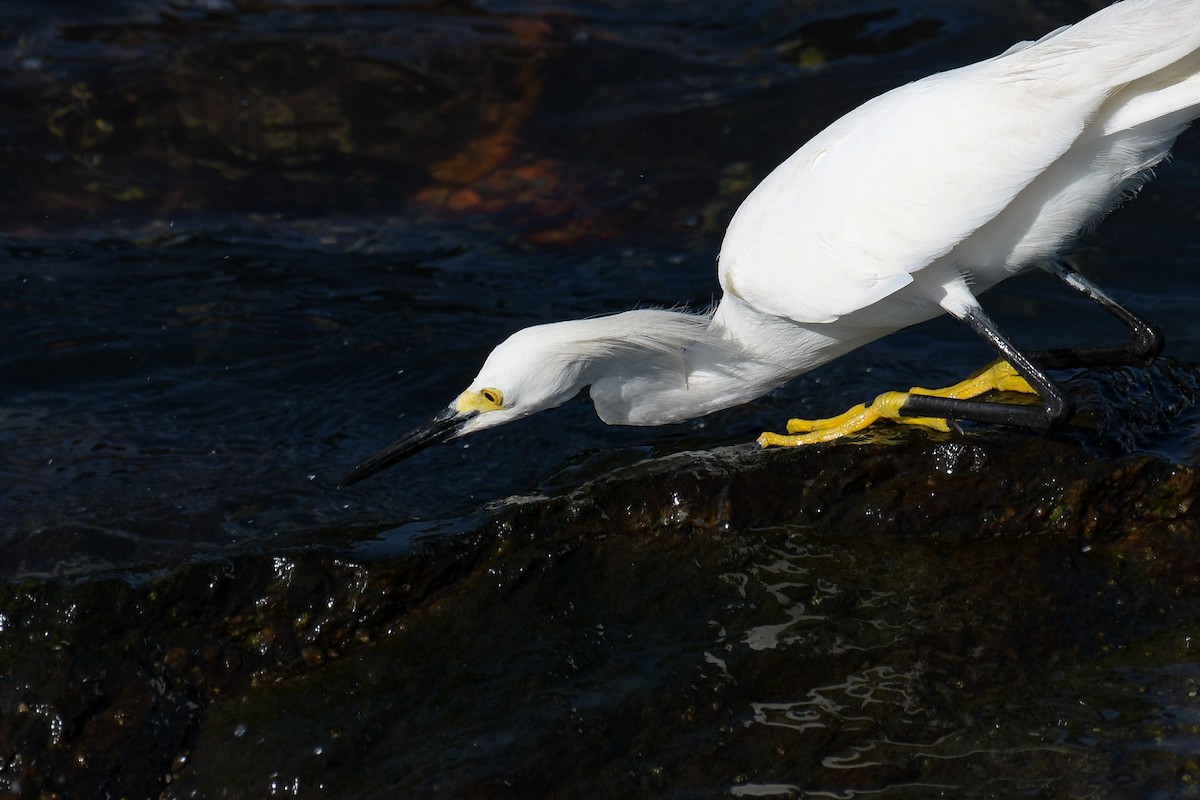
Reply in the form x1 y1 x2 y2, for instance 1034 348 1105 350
587 295 877 425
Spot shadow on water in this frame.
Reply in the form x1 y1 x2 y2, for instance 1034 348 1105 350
2 0 1200 796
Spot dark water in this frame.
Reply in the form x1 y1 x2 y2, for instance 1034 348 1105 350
4 0 1199 577
3 0 1200 795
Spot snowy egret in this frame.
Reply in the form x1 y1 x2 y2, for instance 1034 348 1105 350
343 0 1199 486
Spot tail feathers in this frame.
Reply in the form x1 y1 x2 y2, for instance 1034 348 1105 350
1008 0 1200 94
1097 64 1200 137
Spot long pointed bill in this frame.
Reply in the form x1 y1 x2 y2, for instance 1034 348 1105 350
340 406 475 487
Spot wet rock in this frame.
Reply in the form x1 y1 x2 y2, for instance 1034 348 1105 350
3 363 1200 797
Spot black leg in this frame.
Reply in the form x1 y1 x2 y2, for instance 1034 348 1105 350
896 262 1162 432
898 304 1073 430
1030 260 1163 369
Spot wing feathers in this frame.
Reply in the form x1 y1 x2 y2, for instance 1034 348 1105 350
719 0 1200 325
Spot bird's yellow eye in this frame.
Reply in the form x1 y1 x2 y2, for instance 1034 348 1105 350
457 387 505 414
480 388 503 407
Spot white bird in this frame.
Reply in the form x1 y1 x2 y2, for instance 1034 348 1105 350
343 0 1200 486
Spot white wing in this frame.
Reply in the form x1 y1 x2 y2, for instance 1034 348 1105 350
718 0 1200 325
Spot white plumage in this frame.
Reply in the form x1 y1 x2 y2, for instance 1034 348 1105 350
344 0 1200 485
721 0 1200 326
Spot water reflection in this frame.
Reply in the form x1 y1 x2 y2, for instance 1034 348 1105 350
709 528 1111 797
751 665 924 735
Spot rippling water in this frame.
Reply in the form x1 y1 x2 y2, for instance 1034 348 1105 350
3 1 1200 795
3 0 1198 577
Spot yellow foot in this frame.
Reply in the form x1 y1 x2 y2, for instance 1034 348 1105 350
756 391 949 447
757 360 1037 448
911 359 1034 401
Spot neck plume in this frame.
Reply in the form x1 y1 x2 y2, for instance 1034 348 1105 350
586 297 858 426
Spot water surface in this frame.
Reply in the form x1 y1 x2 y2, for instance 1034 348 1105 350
2 1 1200 796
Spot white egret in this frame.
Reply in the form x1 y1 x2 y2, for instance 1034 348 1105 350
343 0 1200 486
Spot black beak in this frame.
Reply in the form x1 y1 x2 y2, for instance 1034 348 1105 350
340 407 474 487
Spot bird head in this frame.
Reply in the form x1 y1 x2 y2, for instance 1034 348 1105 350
341 309 711 486
340 322 591 486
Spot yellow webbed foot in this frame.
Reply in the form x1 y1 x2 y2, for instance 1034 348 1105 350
757 360 1034 448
